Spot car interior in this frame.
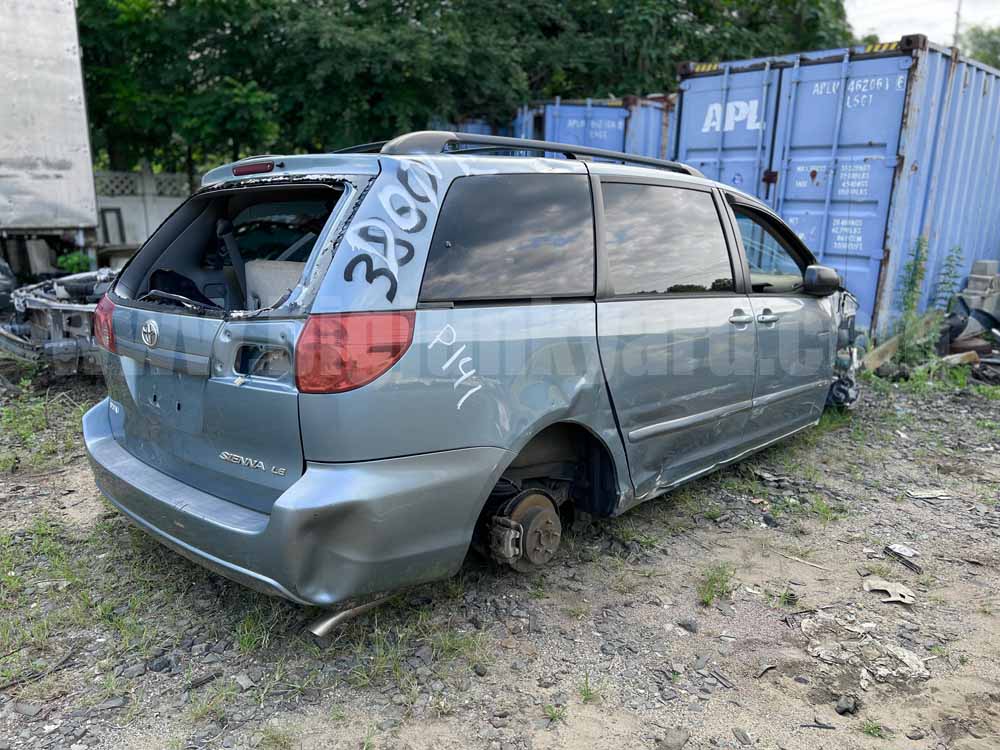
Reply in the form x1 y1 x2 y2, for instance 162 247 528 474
113 184 343 313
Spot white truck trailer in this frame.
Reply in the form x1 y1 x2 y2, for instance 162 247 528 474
1 0 102 373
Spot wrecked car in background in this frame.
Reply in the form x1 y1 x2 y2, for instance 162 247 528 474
0 269 115 375
0 259 14 311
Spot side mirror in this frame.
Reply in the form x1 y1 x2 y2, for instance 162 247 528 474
803 264 840 296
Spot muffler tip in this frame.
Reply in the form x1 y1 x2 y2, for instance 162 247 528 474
305 595 392 639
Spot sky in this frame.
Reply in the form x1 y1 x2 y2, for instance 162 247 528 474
846 0 1000 46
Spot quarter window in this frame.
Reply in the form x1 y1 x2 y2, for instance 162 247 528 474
733 208 805 294
420 174 595 302
602 183 734 296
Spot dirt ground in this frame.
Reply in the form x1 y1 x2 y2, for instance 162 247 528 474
2 357 1000 750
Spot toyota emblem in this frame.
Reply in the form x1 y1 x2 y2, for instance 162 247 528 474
140 319 159 348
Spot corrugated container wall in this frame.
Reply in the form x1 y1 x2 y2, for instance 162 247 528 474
449 98 669 158
670 36 1000 335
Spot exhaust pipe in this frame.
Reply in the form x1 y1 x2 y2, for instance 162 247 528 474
306 595 392 638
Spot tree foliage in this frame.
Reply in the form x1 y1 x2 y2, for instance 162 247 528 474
965 25 1000 70
78 0 855 173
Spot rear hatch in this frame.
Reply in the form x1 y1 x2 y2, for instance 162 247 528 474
99 180 346 513
104 311 304 513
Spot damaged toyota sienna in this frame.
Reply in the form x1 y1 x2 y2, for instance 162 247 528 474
83 131 859 614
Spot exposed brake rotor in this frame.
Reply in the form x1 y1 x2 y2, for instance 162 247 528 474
489 489 562 572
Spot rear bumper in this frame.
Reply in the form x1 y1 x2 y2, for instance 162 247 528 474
83 398 509 607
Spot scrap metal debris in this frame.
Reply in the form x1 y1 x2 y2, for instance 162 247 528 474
885 544 923 573
906 488 954 502
0 268 114 375
755 664 777 679
863 577 916 605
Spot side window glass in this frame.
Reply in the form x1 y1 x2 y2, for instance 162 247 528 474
733 210 805 294
602 183 734 295
420 174 594 301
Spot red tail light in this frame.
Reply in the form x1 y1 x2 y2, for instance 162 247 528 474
232 160 274 176
93 294 116 353
295 311 415 393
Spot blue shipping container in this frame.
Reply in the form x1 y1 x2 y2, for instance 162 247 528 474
671 36 1000 334
511 97 669 159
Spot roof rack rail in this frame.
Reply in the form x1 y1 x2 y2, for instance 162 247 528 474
376 130 703 177
333 140 388 154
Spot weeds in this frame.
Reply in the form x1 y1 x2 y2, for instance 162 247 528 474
810 495 840 524
933 245 964 309
578 672 601 704
564 603 590 620
259 725 297 750
236 610 273 653
0 379 47 441
768 587 799 608
189 679 238 722
974 384 1000 401
543 704 567 724
862 719 886 738
0 375 94 474
697 563 735 606
894 236 942 367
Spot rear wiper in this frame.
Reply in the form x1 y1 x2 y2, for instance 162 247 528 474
139 289 221 313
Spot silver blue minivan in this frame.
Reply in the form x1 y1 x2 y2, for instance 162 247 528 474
83 131 859 610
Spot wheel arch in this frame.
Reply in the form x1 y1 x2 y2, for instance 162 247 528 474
490 418 626 518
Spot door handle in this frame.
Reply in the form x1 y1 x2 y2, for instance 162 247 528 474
729 312 754 325
757 313 779 324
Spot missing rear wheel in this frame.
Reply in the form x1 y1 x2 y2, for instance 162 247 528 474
488 489 562 572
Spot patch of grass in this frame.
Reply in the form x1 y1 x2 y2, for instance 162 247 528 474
426 625 484 663
862 719 885 738
611 520 661 552
188 679 238 723
928 644 946 656
259 726 297 750
704 506 722 521
864 563 895 580
437 573 467 601
719 473 765 497
563 603 590 621
697 563 736 607
0 378 95 474
973 384 1000 401
810 495 841 524
860 370 893 395
817 407 853 433
976 419 1000 433
0 380 47 441
610 571 638 595
344 610 485 692
528 580 548 600
578 672 601 704
236 610 272 653
543 704 567 724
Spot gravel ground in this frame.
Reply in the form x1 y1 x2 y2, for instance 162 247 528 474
1 358 999 750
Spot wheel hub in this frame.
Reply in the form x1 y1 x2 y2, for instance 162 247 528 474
490 489 562 572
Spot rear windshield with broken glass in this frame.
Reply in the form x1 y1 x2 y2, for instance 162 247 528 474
113 184 342 314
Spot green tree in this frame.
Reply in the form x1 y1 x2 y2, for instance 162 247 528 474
78 0 856 175
965 25 1000 69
